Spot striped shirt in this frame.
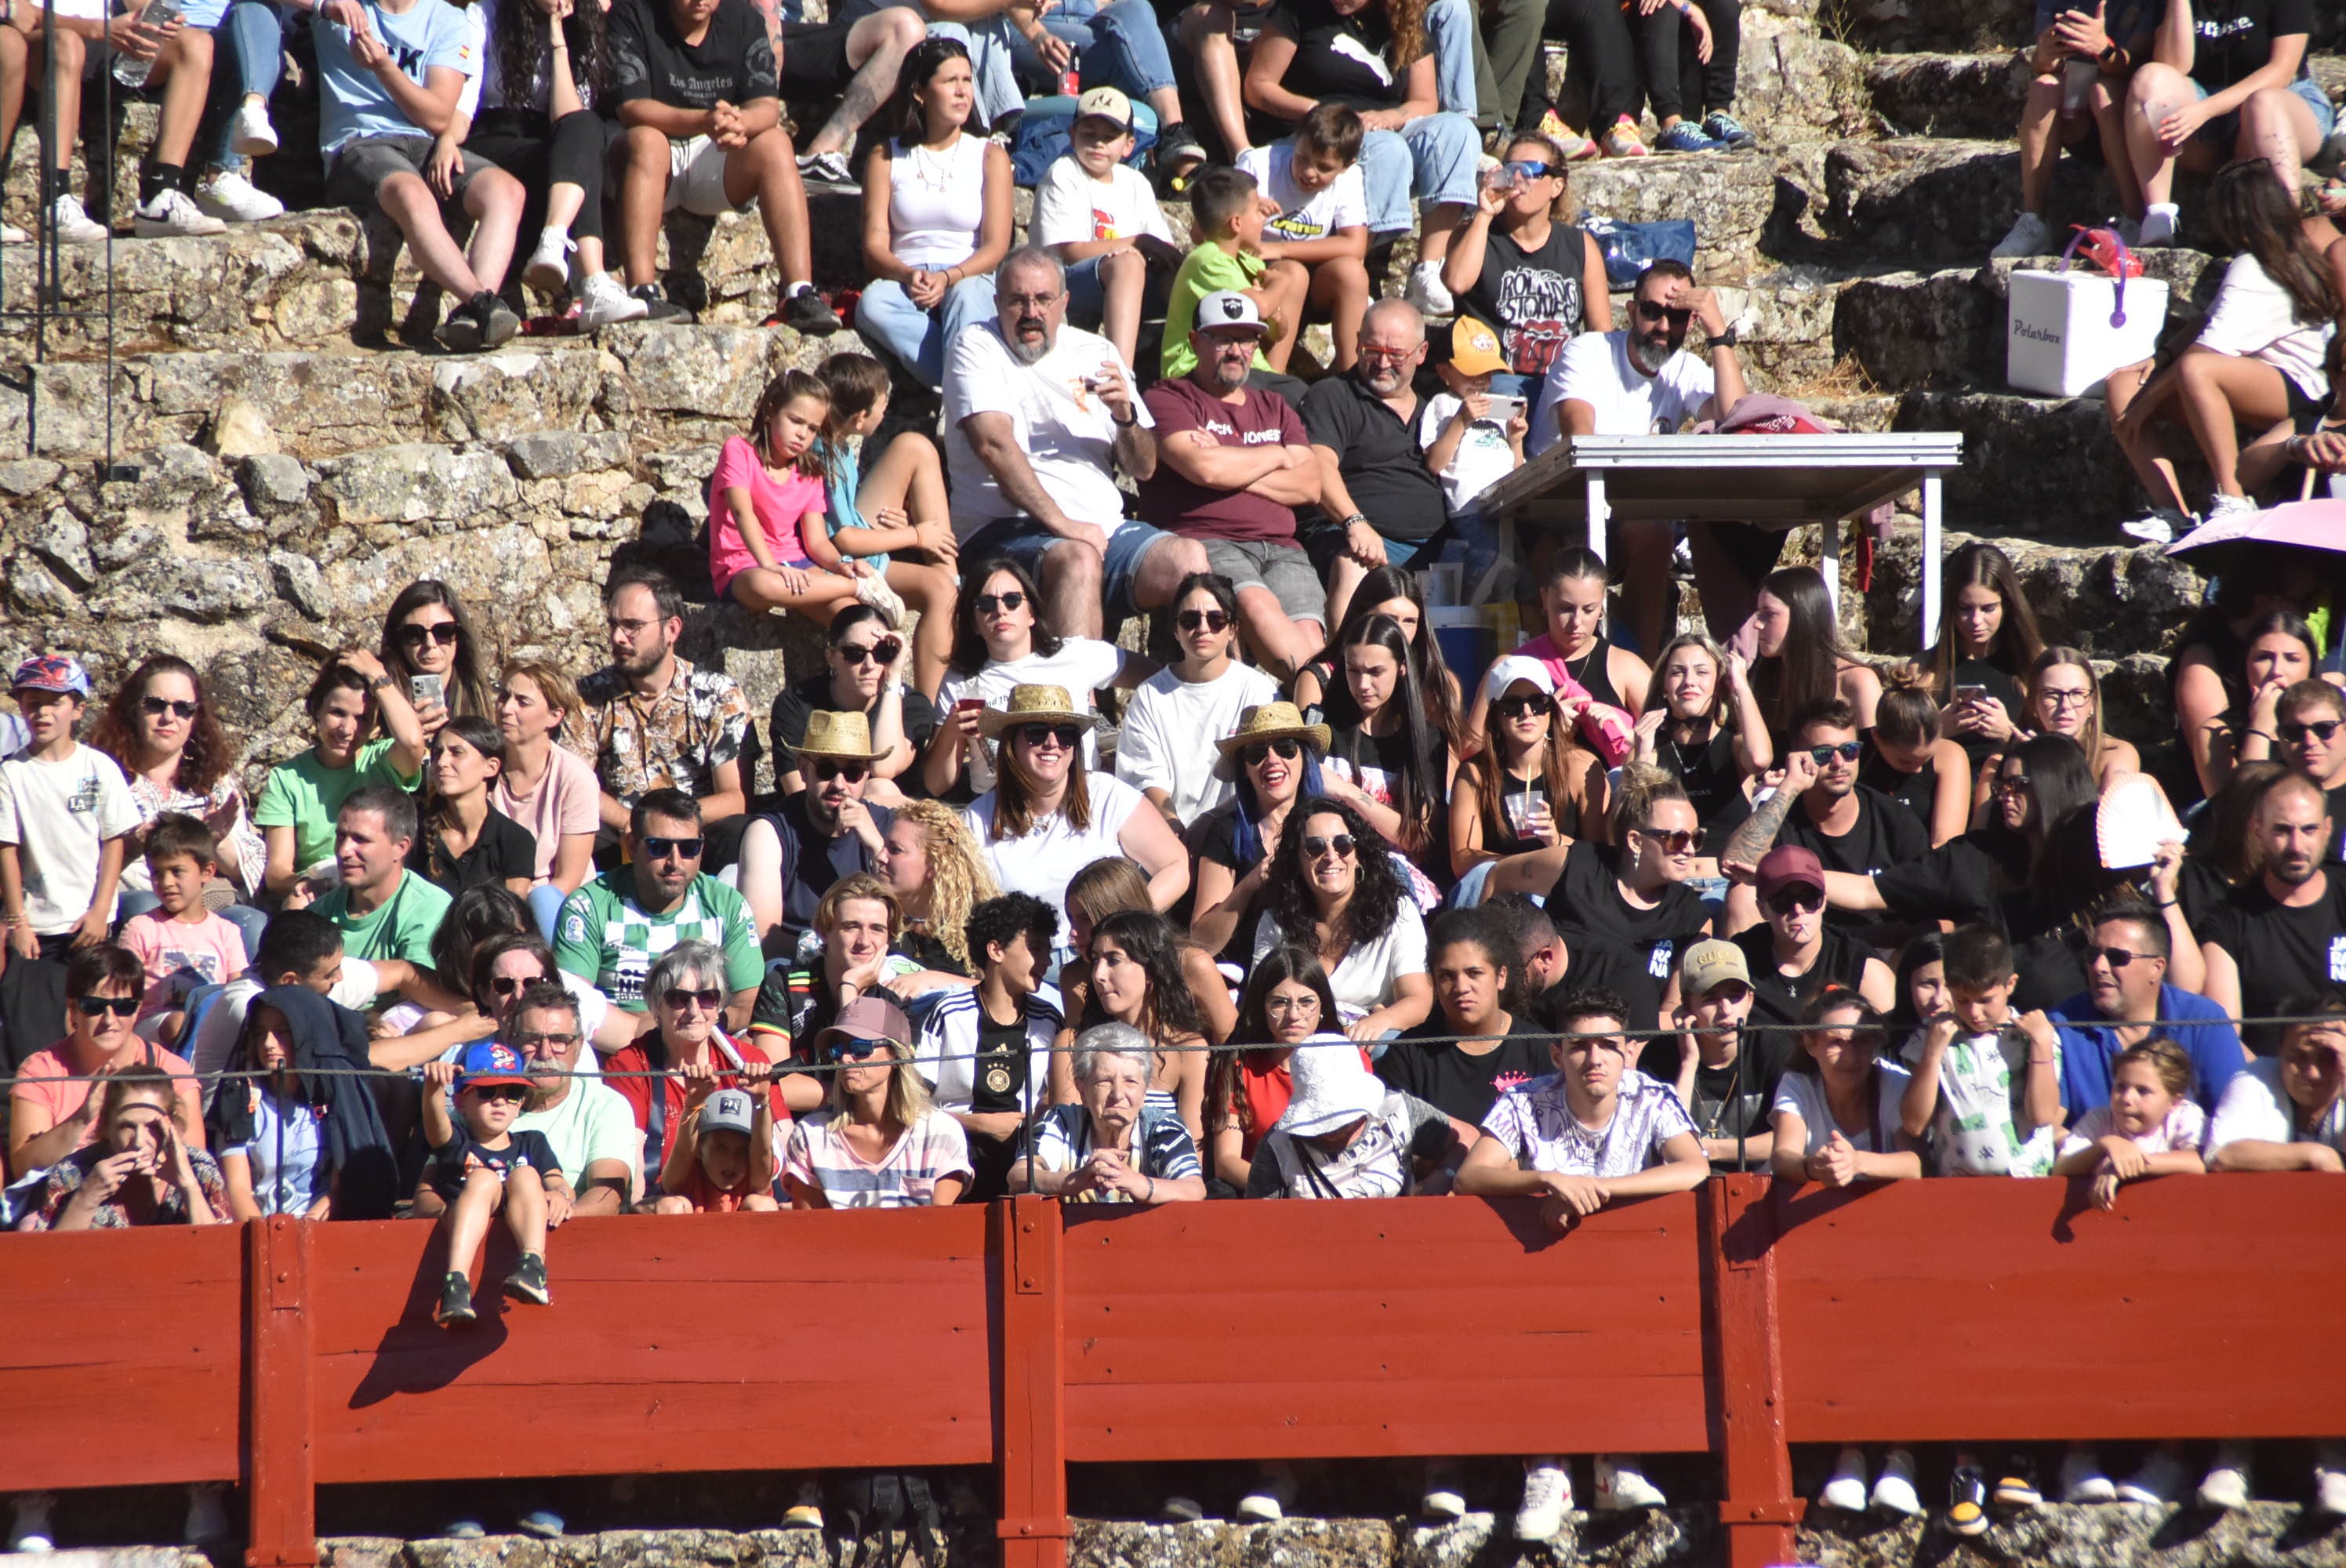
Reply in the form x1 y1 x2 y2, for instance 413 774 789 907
783 1108 973 1208
914 986 1062 1113
1030 1103 1201 1200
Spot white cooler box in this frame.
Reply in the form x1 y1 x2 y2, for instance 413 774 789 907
2006 267 2169 397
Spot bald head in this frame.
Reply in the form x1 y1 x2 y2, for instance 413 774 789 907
1356 299 1426 394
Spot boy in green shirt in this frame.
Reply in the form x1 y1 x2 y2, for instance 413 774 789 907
1163 165 1309 383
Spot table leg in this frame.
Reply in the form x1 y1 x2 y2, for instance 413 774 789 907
1586 476 1609 632
1819 516 1840 621
1922 474 1943 652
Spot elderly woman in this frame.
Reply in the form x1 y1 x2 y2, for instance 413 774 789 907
880 800 1000 977
209 986 399 1221
9 944 205 1179
783 996 971 1208
1013 1024 1208 1203
89 655 266 938
601 940 786 1178
961 685 1189 960
1251 797 1432 1041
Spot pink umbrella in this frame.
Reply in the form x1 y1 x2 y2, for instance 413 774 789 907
2166 498 2346 560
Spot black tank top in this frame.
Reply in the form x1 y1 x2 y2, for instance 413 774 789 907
1556 636 1625 713
1459 220 1592 383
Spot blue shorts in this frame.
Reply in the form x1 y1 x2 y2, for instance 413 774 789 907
958 514 1178 623
2184 73 2337 144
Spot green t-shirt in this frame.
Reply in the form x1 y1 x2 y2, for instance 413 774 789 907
252 737 423 872
1163 242 1270 381
553 868 763 1012
316 870 452 967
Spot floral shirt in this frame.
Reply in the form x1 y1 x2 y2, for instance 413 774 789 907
565 657 751 808
1480 1069 1698 1178
22 1144 227 1230
118 769 263 896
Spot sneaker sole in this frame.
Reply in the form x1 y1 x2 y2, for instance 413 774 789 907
504 1277 551 1305
436 1305 478 1327
134 221 227 238
523 259 570 295
196 200 284 223
483 314 522 350
231 129 279 158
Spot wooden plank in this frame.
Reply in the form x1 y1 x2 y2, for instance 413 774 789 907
246 1216 318 1568
1702 1176 1800 1568
997 1196 1069 1568
1776 1175 2346 1444
0 1226 242 1490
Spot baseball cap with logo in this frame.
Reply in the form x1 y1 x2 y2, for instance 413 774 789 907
458 1040 534 1092
1075 85 1134 131
1679 938 1752 1000
699 1087 757 1138
1193 289 1268 336
1446 316 1508 376
10 654 90 697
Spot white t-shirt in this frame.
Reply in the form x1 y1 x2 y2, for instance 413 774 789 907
943 319 1156 536
1418 391 1518 517
1236 142 1369 242
2059 1099 2207 1161
936 639 1126 793
2206 1057 2346 1156
1251 902 1428 1026
1901 1026 2059 1178
1113 662 1280 826
1032 158 1178 249
962 772 1146 957
2198 252 2337 402
0 742 143 935
1528 329 1716 457
1478 1069 1697 1177
1770 1061 1913 1160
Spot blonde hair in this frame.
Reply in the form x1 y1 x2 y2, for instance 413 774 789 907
894 799 997 968
497 660 583 740
827 1036 938 1132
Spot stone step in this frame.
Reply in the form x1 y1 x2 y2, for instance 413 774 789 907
1866 52 2025 139
1890 387 2161 535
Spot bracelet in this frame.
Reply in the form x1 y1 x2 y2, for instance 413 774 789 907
1113 412 1138 427
1342 513 1369 528
1144 1175 1157 1203
2155 898 2178 909
2248 728 2276 742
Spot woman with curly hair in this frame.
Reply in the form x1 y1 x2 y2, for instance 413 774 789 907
380 581 496 739
879 799 1000 975
1251 795 1431 1041
1053 907 1211 1140
90 656 265 940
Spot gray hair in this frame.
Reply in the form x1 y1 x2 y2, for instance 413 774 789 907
1073 1022 1154 1087
997 246 1066 296
646 939 728 1005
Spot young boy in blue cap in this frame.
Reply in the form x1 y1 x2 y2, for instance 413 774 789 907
422 1040 568 1326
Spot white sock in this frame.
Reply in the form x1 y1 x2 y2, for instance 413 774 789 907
2139 202 2179 241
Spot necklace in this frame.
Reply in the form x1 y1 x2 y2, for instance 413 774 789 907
904 135 959 194
1661 718 1710 778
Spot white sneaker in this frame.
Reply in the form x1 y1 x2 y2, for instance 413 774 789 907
183 1482 231 1545
2137 202 2178 246
2119 508 2188 546
1420 1459 1465 1521
2197 1443 2252 1510
2314 1450 2346 1518
230 98 279 158
1513 1457 1571 1541
9 1492 56 1553
134 187 227 238
2115 1449 2186 1505
1991 210 2057 260
47 194 107 243
1872 1449 1923 1517
1235 1462 1295 1523
195 167 284 223
2 222 24 242
2205 492 2258 522
1820 1447 1869 1513
575 268 650 328
1592 1454 1665 1512
2061 1447 2117 1504
855 572 906 626
523 227 575 296
1404 258 1454 317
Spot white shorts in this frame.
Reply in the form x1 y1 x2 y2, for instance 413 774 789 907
664 134 742 217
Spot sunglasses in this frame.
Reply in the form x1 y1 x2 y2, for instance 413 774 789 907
661 987 724 1011
488 974 546 996
465 1083 530 1103
400 622 460 648
1635 302 1694 326
641 836 703 861
975 592 1026 615
2086 945 2152 970
813 760 870 783
1018 724 1084 749
1505 158 1556 180
1636 826 1702 855
1767 887 1824 916
1244 739 1302 765
1302 833 1356 860
75 994 140 1018
824 1037 898 1062
838 637 902 666
2281 719 2344 743
1807 742 1863 764
140 696 198 720
1494 695 1551 720
1992 774 2032 796
1177 609 1231 633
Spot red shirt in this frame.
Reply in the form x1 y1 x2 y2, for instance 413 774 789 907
1136 377 1310 544
605 1029 790 1175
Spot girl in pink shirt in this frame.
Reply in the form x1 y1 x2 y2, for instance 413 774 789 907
710 370 906 628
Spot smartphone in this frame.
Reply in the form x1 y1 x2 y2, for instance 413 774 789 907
1954 684 1989 705
409 672 445 710
1484 394 1526 426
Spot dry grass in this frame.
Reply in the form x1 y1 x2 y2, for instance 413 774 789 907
1778 354 1886 401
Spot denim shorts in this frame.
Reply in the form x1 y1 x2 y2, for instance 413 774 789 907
959 514 1178 623
2186 72 2337 144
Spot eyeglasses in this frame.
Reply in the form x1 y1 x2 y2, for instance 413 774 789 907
140 696 198 720
400 622 460 648
1357 345 1417 363
508 1031 579 1051
1244 739 1302 765
813 760 870 783
2087 945 2153 970
1992 774 2032 796
488 974 547 996
975 592 1026 615
1302 833 1357 860
466 1083 530 1103
1807 742 1863 764
1177 609 1230 633
1505 158 1556 180
1636 826 1702 855
1018 724 1083 749
75 994 140 1018
1000 290 1062 311
2281 719 2344 743
1767 887 1824 916
661 987 724 1011
641 836 703 861
1265 995 1320 1014
2037 688 2092 712
1494 695 1551 720
837 637 902 666
824 1037 898 1062
1635 302 1694 326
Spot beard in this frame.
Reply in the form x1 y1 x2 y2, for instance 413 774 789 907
1628 331 1676 375
1005 321 1052 365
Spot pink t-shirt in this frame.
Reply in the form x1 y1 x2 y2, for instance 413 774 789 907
10 1041 204 1154
708 435 826 593
492 743 601 882
117 909 249 1018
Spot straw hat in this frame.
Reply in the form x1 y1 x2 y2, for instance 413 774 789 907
978 684 1092 738
1271 1036 1387 1136
791 709 888 762
1211 702 1333 781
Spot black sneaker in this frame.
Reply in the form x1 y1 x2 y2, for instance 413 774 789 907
1946 1465 1988 1537
504 1250 551 1305
630 281 693 323
1992 1455 2042 1508
436 1271 477 1327
433 295 488 353
481 293 521 348
1154 120 1208 191
775 286 844 336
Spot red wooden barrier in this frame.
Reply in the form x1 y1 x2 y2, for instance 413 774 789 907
5 1175 2346 1568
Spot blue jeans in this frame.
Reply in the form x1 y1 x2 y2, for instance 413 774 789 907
855 270 998 390
204 0 287 172
1358 113 1480 235
1015 0 1178 99
1424 0 1480 118
527 883 569 944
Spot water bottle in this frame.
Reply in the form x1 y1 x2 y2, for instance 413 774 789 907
113 0 181 89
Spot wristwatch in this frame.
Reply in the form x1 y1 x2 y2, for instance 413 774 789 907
1712 323 1741 348
1342 512 1370 528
